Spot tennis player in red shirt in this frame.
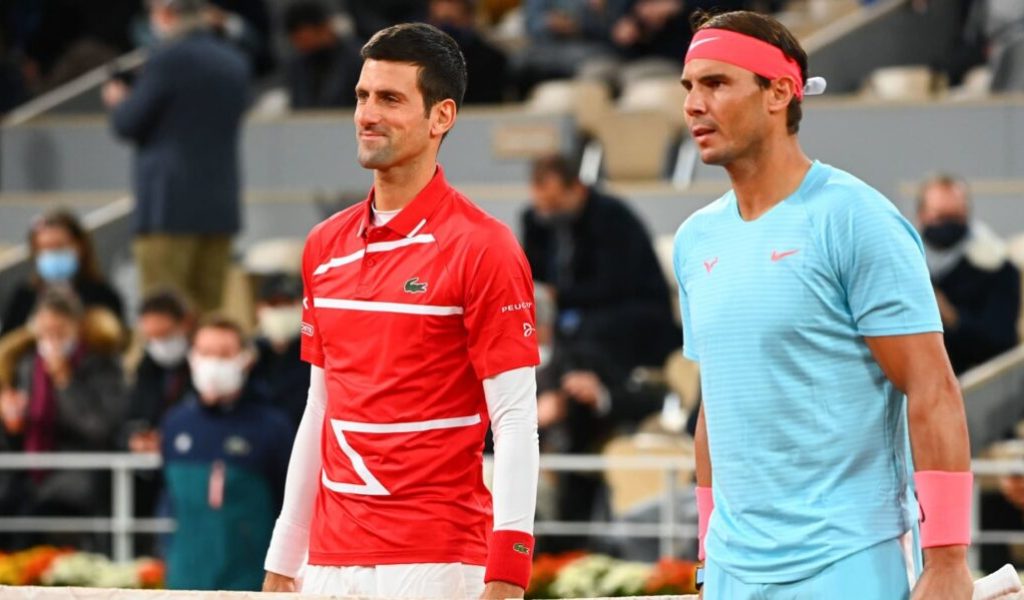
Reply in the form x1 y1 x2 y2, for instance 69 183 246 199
262 23 540 599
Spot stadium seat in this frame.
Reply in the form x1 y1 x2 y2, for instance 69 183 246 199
862 65 945 101
526 79 612 136
618 77 688 129
602 433 693 516
594 109 682 181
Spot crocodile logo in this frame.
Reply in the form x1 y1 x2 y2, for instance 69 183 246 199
404 277 428 294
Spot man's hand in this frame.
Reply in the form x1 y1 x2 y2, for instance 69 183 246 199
480 581 524 599
911 546 972 600
537 390 566 428
1000 475 1024 510
102 80 128 108
0 388 28 435
933 289 960 328
561 371 605 408
262 571 297 592
129 429 161 453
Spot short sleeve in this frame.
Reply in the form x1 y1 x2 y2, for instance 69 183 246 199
300 232 326 367
673 227 698 361
833 195 942 337
462 227 541 380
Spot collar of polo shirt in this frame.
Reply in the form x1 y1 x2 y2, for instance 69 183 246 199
360 165 453 240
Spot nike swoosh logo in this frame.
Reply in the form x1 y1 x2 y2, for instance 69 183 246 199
688 37 719 52
771 249 800 262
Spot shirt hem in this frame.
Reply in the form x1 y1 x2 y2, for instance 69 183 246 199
856 322 943 337
309 549 487 567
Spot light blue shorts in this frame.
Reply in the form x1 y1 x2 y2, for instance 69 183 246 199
705 534 919 600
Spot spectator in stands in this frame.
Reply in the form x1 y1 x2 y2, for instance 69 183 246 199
1 210 124 338
428 0 510 104
521 154 678 370
344 0 426 41
161 315 291 590
581 0 690 88
104 0 249 315
206 0 276 78
250 274 308 428
282 0 362 110
124 289 194 453
0 288 127 549
516 0 616 92
918 173 1021 374
970 0 1024 92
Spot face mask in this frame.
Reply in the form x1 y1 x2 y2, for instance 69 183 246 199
36 250 79 282
258 305 303 345
38 337 76 360
923 220 968 250
147 334 189 368
189 355 247 401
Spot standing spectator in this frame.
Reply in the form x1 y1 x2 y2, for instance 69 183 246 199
521 154 678 369
1 209 124 337
250 274 308 428
917 173 1021 374
206 0 276 78
103 0 249 315
516 0 616 91
282 0 362 110
428 0 510 104
0 288 127 549
161 315 291 590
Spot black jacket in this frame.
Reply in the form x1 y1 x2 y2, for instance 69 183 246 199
936 257 1021 374
111 30 249 235
250 336 309 429
124 353 192 440
522 189 678 368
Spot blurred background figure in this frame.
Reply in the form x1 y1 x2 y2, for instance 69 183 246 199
917 173 1021 375
204 0 275 78
515 0 616 93
104 0 249 315
0 288 127 551
1 210 124 338
428 0 510 104
521 154 678 371
160 315 291 591
282 0 362 110
250 273 307 429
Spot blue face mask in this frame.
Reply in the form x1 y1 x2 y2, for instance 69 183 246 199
36 250 79 282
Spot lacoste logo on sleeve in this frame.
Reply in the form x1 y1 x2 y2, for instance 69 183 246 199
404 277 428 294
512 543 531 555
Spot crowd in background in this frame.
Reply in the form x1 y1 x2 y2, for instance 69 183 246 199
0 0 1023 592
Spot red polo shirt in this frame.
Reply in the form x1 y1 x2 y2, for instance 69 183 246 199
300 165 539 567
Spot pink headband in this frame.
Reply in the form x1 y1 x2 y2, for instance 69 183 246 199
685 28 820 100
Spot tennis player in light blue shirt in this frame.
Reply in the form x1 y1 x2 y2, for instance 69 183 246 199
676 11 974 600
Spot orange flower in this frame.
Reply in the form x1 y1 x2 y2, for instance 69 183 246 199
137 558 165 588
644 557 698 594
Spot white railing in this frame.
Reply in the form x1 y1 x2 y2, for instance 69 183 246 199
2 452 1023 569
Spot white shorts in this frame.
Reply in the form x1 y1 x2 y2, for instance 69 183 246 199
300 563 486 599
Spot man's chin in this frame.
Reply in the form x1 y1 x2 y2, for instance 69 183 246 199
357 151 393 170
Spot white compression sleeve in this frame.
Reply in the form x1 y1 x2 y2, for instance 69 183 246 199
264 365 326 577
483 366 539 533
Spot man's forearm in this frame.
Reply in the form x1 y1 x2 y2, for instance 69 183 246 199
695 405 712 487
906 372 970 473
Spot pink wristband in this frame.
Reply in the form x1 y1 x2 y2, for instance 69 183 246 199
696 486 714 561
914 470 973 548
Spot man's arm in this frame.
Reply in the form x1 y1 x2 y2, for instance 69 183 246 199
110 54 170 142
481 366 539 600
863 332 973 599
262 365 326 592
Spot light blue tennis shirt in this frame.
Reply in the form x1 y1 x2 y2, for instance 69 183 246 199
673 161 942 583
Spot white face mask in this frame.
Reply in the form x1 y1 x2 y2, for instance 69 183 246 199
147 333 189 368
258 304 303 345
189 354 248 402
38 337 76 360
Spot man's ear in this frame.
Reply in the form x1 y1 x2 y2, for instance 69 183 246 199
430 98 458 138
766 77 797 115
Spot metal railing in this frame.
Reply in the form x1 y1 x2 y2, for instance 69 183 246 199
4 452 1024 569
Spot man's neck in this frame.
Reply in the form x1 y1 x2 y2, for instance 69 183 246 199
372 156 437 213
726 135 812 222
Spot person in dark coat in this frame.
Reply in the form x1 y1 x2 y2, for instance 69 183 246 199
521 154 679 369
103 0 249 314
250 274 308 429
917 173 1020 375
1 209 124 338
428 0 510 104
282 0 362 110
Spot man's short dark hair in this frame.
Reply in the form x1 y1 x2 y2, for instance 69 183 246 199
284 1 330 33
531 154 580 187
917 172 971 213
693 11 808 134
360 23 467 114
194 313 249 350
139 288 190 321
33 287 84 322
